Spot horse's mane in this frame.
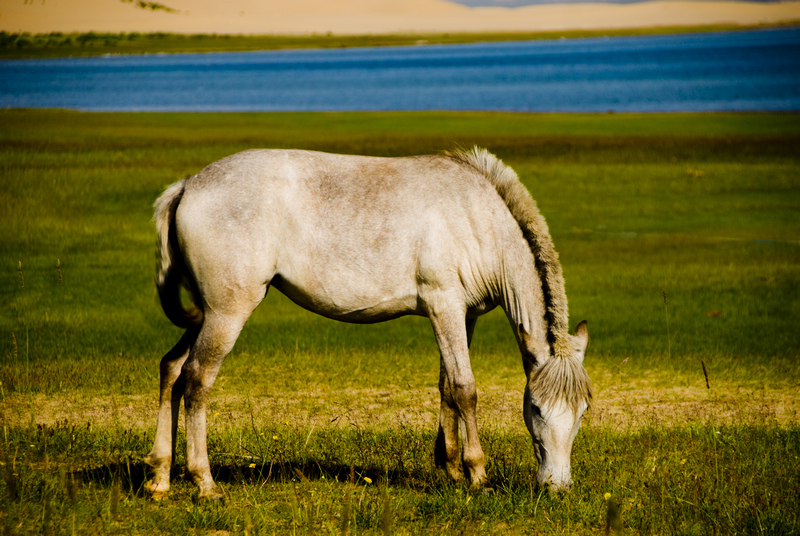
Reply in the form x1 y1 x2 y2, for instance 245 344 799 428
446 147 591 411
446 147 570 355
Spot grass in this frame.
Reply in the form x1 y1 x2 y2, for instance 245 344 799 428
1 23 799 59
0 110 799 534
1 419 797 534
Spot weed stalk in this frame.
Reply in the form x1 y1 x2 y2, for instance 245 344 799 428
1 378 6 447
341 465 355 535
42 495 53 536
68 472 79 510
662 289 671 360
3 452 19 501
110 477 121 521
381 482 392 535
341 486 352 536
699 359 710 389
26 328 34 428
125 456 134 497
244 509 254 536
290 483 300 533
605 493 623 535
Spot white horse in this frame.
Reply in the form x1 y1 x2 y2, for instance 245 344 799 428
145 147 591 500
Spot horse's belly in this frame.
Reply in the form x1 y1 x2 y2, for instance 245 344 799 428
272 272 421 324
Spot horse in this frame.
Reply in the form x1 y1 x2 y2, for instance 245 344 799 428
145 146 591 500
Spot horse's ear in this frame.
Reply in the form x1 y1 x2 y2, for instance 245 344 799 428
573 320 589 362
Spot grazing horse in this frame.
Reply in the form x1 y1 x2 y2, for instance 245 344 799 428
145 147 591 500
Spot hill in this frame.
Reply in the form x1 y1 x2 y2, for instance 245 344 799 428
2 0 799 34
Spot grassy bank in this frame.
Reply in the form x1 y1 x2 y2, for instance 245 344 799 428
1 110 798 534
1 23 798 59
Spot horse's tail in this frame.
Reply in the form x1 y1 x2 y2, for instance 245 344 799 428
153 179 204 329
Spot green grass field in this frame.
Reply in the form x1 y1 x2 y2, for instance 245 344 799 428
1 110 799 534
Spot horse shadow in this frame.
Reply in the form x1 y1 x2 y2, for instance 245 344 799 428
72 458 451 498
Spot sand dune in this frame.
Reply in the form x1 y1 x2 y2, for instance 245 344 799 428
1 0 799 35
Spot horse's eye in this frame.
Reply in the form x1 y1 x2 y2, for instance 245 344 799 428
529 403 542 420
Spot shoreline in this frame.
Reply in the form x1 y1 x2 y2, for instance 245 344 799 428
2 21 798 60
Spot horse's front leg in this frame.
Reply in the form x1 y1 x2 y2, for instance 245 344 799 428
430 309 487 488
145 328 196 499
435 355 463 482
435 318 478 483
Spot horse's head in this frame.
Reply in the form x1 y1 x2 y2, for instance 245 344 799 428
520 321 590 492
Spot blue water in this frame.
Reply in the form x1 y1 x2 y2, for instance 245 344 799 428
1 27 799 112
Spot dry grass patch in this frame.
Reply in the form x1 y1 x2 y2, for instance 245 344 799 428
4 383 797 436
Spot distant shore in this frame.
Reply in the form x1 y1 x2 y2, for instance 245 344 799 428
2 0 799 35
4 23 798 60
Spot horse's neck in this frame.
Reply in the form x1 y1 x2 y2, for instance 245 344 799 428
499 240 552 359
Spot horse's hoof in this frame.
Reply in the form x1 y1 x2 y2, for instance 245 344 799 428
466 472 489 491
150 490 169 501
194 487 225 504
449 471 465 484
467 480 492 493
144 480 169 501
194 494 225 505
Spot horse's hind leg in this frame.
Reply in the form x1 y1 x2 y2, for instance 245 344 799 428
182 310 254 500
145 327 198 499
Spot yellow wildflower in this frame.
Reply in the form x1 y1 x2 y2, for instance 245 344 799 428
604 492 612 501
363 477 372 484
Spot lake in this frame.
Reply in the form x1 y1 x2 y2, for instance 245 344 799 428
1 27 799 112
